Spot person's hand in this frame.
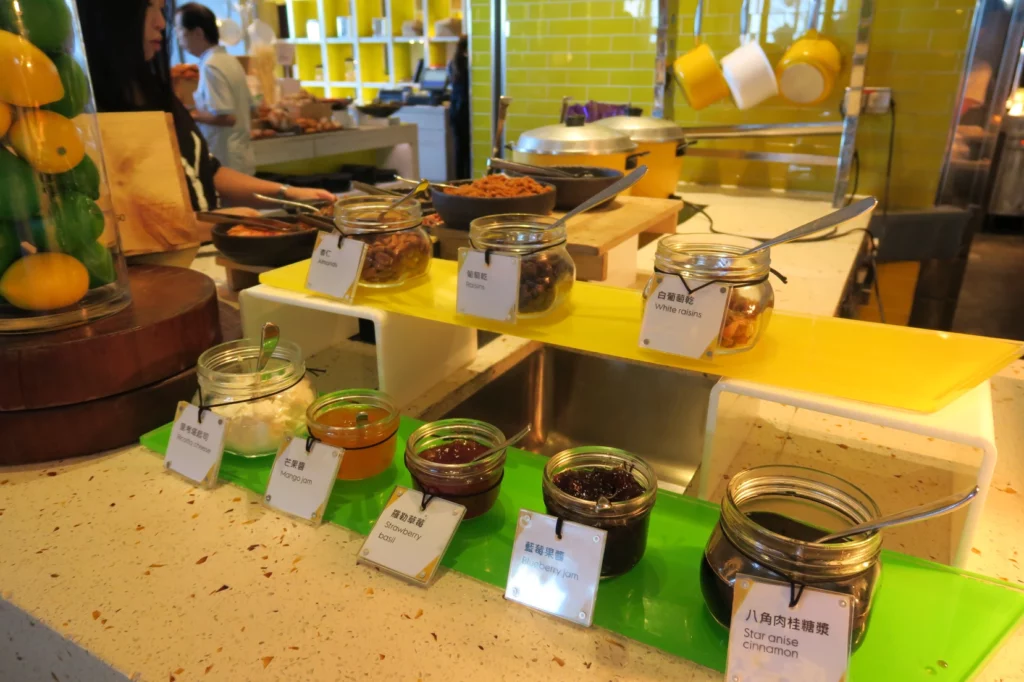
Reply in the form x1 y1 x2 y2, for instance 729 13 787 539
285 186 336 203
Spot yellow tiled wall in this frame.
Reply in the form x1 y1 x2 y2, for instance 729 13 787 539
470 0 975 208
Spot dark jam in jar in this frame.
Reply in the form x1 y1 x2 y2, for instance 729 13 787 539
419 439 489 464
543 465 652 577
700 511 879 650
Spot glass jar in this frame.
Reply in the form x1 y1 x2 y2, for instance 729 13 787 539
404 418 507 519
701 465 882 649
469 214 575 317
196 339 317 457
642 235 775 355
307 389 399 480
334 196 431 288
0 0 131 333
541 446 657 577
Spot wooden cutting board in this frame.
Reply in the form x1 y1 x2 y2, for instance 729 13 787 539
95 111 199 256
556 195 682 255
0 265 220 411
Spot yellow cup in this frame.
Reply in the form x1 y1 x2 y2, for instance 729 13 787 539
776 30 842 105
674 44 731 110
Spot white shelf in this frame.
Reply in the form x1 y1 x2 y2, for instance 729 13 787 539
282 37 319 44
359 36 390 43
325 37 355 45
393 36 427 44
328 81 359 88
300 80 327 87
429 35 460 43
362 81 392 88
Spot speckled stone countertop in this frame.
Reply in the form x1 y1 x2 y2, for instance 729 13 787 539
2 363 1023 682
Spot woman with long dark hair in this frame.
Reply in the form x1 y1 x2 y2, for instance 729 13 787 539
76 0 331 211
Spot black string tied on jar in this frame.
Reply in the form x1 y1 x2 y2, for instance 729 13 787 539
652 266 788 295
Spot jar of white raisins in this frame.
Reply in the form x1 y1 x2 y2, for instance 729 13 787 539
641 235 775 355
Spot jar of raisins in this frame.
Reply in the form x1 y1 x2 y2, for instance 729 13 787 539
404 418 507 519
701 465 882 649
469 214 575 317
541 446 657 577
334 196 431 288
641 234 774 355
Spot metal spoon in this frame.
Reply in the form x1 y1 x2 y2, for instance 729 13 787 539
741 196 878 255
471 425 532 462
487 158 576 178
816 486 979 544
395 175 459 191
254 193 320 213
548 165 649 230
379 179 429 219
491 96 512 163
254 322 280 374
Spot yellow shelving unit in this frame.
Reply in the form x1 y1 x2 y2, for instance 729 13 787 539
282 0 463 104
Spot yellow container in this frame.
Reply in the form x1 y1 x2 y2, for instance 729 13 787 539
776 30 842 105
596 115 688 198
673 44 731 110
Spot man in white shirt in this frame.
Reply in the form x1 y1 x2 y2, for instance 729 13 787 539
175 3 255 174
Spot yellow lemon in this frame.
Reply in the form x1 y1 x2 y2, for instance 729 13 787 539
8 109 85 173
0 101 10 137
0 252 89 311
0 29 63 107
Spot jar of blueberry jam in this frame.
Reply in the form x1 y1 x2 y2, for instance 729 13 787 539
404 419 507 519
541 447 657 578
701 465 882 650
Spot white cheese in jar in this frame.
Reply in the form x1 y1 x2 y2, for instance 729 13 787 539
209 377 317 457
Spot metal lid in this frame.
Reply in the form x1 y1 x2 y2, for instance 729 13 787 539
513 117 637 155
595 114 687 143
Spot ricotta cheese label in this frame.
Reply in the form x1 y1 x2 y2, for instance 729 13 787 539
164 402 227 488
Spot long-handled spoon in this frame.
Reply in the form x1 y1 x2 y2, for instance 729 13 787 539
471 425 532 462
547 165 649 229
254 193 320 213
378 179 429 219
740 196 878 255
254 322 280 375
816 485 979 543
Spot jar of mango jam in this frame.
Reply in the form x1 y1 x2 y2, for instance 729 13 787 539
306 389 399 480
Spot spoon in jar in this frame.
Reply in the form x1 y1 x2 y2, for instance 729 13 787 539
548 165 649 229
470 425 532 462
380 179 429 219
740 196 878 255
816 485 979 544
254 322 280 375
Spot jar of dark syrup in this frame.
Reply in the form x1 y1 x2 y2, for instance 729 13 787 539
701 465 882 649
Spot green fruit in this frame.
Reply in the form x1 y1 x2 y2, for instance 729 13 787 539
73 239 115 288
52 154 100 200
0 0 72 52
0 148 40 221
50 192 103 252
0 221 19 275
43 53 89 118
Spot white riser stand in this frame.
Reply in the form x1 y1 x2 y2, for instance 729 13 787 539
700 378 997 568
239 284 477 409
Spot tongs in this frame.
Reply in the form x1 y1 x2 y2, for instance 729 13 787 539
195 212 306 234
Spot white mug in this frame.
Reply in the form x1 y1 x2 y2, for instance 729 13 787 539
721 42 778 110
336 16 351 38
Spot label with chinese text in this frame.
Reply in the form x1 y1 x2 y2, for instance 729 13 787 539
455 248 520 323
358 487 466 586
504 511 607 627
726 575 853 682
305 232 367 303
638 275 729 359
262 436 343 525
164 402 226 488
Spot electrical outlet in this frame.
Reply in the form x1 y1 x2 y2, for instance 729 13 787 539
843 87 892 115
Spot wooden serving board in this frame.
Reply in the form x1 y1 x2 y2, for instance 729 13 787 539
433 195 682 284
0 366 198 465
0 265 220 411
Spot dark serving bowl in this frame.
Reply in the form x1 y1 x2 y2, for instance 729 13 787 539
357 103 403 118
430 180 557 232
211 223 319 268
521 166 623 211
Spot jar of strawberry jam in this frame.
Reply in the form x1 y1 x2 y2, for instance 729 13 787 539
404 419 507 519
542 447 657 577
306 389 399 480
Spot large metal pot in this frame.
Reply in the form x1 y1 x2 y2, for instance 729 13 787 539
595 114 688 198
511 115 640 176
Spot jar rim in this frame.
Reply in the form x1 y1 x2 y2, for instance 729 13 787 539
654 235 770 281
197 338 306 399
469 213 567 253
334 195 422 233
306 389 399 436
542 446 657 516
404 418 507 475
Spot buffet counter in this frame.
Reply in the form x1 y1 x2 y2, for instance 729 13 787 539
1 360 1022 682
252 123 420 179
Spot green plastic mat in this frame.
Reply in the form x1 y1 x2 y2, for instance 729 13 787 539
141 418 1024 680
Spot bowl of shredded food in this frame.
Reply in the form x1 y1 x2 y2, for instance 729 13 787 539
430 174 557 231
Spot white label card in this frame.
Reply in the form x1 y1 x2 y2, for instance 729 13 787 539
359 487 466 586
456 248 520 323
504 511 607 627
639 275 729 359
305 232 367 303
726 575 853 682
262 436 344 525
164 402 226 488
